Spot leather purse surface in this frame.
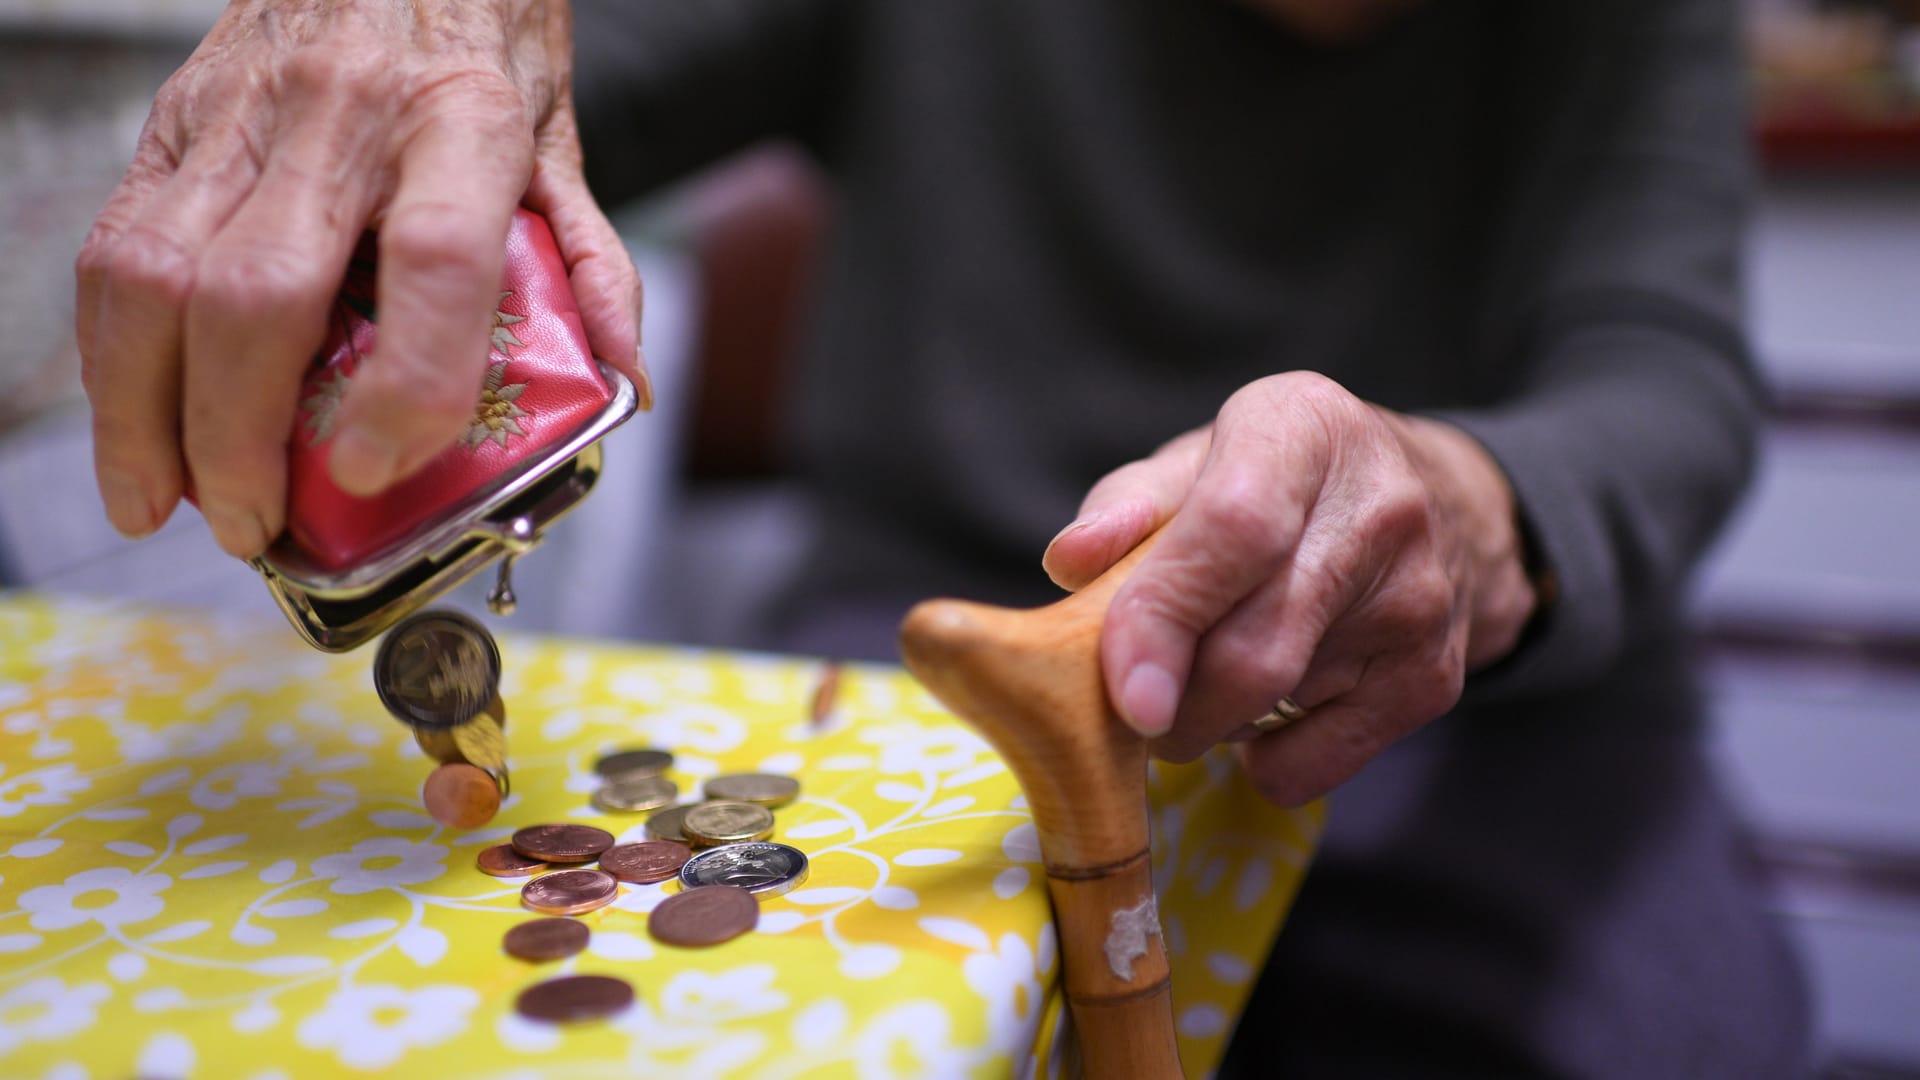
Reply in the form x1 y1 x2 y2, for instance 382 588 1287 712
280 209 613 574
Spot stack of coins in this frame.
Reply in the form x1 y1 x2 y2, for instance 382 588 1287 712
373 609 511 830
588 748 677 815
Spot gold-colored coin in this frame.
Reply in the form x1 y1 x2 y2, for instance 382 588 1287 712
414 725 462 765
682 800 775 847
645 804 695 844
703 773 800 809
591 775 677 814
452 709 507 774
414 696 507 766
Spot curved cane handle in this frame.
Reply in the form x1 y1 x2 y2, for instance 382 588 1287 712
899 534 1182 1080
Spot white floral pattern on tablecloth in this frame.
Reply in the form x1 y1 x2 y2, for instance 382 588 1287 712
0 595 1320 1078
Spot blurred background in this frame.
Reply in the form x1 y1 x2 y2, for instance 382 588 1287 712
1 1 1916 1073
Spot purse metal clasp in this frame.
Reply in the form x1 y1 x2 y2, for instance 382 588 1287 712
249 362 639 652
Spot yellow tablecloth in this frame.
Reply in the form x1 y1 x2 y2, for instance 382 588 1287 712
0 594 1320 1079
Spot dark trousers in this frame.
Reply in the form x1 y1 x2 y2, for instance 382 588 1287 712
1218 710 1814 1079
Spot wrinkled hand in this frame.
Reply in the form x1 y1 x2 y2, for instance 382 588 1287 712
77 0 647 558
1043 373 1539 806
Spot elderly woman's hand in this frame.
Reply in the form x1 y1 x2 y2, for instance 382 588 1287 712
1045 372 1540 806
76 0 646 558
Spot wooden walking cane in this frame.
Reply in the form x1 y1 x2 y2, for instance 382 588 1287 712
898 534 1184 1080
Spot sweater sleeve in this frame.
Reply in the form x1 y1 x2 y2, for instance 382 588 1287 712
569 0 847 207
1436 0 1766 700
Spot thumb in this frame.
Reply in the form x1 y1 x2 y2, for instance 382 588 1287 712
1043 427 1210 592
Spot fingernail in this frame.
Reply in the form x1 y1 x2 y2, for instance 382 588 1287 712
202 504 266 558
1046 513 1100 553
330 426 403 496
101 472 155 539
634 347 654 412
1118 663 1180 738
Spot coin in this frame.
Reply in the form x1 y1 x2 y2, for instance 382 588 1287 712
599 841 692 884
591 775 678 814
645 804 694 844
503 917 589 962
703 773 801 809
451 708 507 774
422 762 500 829
477 843 546 878
810 661 843 728
682 801 776 846
648 885 759 947
595 748 673 779
520 868 619 916
678 841 809 898
414 696 507 766
511 824 616 863
515 974 635 1023
413 725 462 765
375 609 501 729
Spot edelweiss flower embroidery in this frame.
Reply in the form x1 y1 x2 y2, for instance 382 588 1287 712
461 291 534 450
491 291 526 354
300 367 351 447
462 361 530 449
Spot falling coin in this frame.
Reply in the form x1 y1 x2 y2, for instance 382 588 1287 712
413 725 463 765
477 843 546 878
422 762 500 829
645 804 694 844
515 974 635 1023
594 748 673 779
512 824 616 863
591 775 678 814
682 801 776 847
678 841 810 898
703 773 801 809
503 917 590 962
599 841 692 884
451 707 508 774
648 885 759 948
414 696 508 769
375 609 501 730
521 868 620 916
809 661 843 729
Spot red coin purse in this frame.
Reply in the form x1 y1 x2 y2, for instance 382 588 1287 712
247 209 638 651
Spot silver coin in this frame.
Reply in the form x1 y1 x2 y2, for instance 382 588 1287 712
678 842 809 899
594 748 673 778
591 775 678 814
374 609 500 729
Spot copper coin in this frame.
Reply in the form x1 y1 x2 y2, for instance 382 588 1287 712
591 775 678 814
595 748 673 778
599 841 692 884
682 800 776 846
646 804 694 843
503 917 590 962
477 843 546 878
703 773 801 809
648 885 759 947
422 763 500 829
520 868 619 916
515 974 635 1023
374 609 501 729
809 661 843 728
511 823 616 863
